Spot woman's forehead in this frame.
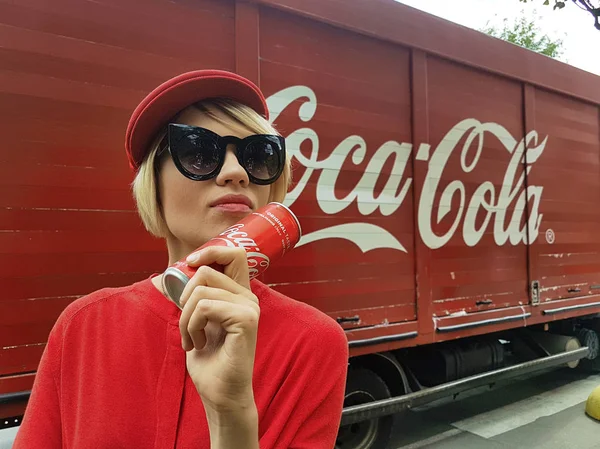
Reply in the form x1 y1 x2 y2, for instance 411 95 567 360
174 105 253 139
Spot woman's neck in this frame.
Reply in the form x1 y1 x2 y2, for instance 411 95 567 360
165 235 200 265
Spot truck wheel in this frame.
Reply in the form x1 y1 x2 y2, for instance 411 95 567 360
335 368 393 449
577 328 600 372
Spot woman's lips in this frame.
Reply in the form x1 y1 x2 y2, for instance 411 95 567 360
210 194 253 212
213 203 252 213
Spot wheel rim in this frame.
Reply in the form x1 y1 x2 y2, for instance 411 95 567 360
335 390 379 449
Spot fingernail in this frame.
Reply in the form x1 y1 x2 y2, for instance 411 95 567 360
186 252 200 264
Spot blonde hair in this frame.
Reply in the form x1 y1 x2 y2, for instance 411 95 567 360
132 98 292 238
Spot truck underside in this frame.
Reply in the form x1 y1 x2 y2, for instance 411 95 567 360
336 315 600 449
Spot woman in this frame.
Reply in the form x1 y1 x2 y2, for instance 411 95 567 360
14 70 349 448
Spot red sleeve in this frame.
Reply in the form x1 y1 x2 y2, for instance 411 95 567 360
259 319 349 449
287 367 348 449
12 316 64 448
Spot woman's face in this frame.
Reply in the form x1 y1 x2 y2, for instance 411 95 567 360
157 106 271 261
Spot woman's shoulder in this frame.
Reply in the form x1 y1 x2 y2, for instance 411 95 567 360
251 280 349 382
251 279 347 345
53 277 164 334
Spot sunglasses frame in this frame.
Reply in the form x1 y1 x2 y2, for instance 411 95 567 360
160 123 286 185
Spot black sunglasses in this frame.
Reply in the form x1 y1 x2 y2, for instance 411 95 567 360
158 123 286 185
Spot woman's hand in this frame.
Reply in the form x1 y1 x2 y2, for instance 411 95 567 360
178 246 260 448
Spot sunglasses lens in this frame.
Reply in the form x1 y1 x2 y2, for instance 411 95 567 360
244 139 282 181
178 134 220 177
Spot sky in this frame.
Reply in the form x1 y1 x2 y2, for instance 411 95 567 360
396 0 600 76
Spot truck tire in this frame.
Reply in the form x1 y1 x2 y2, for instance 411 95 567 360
577 328 600 372
335 368 393 449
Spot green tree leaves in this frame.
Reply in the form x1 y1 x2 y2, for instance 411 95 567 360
482 15 565 59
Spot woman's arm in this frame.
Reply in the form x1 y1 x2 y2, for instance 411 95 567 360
178 246 262 449
177 245 348 449
204 406 259 449
257 314 349 449
12 323 64 448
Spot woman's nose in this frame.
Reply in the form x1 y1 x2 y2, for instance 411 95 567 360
215 146 249 187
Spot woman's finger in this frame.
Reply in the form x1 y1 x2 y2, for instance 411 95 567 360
179 264 255 309
186 246 250 286
180 285 225 351
186 300 210 351
177 245 249 308
188 298 259 345
179 285 257 351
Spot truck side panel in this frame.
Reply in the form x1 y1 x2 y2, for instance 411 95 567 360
0 0 238 401
528 89 600 302
259 6 417 328
425 56 529 316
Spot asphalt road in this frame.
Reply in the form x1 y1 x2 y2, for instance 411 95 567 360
389 367 600 449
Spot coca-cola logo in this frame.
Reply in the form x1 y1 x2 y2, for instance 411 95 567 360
217 224 271 278
217 224 259 249
246 252 271 279
267 86 548 253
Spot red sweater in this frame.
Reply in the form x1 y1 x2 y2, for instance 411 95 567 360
13 276 349 448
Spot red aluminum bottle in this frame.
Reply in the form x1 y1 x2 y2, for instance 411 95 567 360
161 202 301 308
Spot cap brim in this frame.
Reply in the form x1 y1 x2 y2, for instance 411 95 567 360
125 70 268 170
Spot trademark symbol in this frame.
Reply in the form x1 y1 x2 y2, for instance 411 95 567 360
546 229 555 244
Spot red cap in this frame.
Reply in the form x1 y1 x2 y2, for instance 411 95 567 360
125 70 269 171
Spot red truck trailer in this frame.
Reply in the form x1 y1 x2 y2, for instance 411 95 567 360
2 0 600 448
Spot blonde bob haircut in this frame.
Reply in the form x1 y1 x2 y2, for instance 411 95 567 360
132 98 292 239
